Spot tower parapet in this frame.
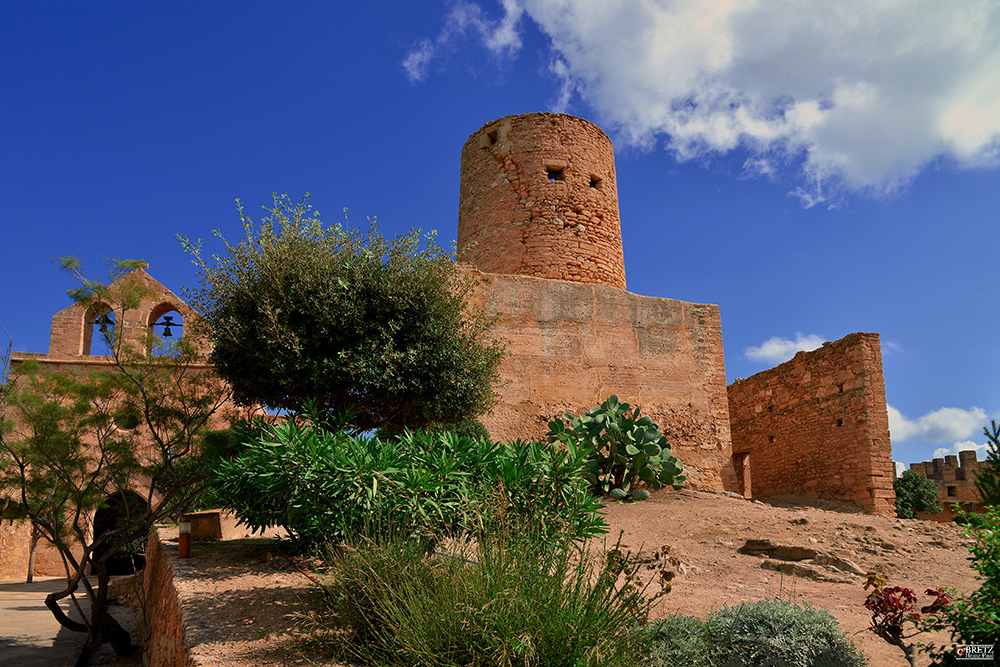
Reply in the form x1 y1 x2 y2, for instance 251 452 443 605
457 113 627 289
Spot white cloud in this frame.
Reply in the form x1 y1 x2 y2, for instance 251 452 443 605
933 440 990 460
888 405 988 444
403 0 524 83
409 0 1000 201
745 333 825 364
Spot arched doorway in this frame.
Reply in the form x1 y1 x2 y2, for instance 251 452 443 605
92 490 149 575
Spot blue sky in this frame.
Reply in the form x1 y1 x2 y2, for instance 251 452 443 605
2 2 998 470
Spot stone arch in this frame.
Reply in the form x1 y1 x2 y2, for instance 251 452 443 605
82 302 115 356
92 489 149 575
147 302 184 354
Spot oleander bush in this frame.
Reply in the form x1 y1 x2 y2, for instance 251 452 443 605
210 411 606 547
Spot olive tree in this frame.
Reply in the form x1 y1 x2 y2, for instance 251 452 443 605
0 260 230 654
180 194 505 432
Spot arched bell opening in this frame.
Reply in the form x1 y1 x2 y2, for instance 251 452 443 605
83 303 115 356
92 490 149 576
148 304 184 356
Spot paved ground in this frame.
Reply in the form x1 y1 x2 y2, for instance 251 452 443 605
0 576 89 667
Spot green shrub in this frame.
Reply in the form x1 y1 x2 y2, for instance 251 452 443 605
547 395 685 501
320 520 659 667
920 505 1000 663
210 415 607 546
894 469 942 519
643 600 867 667
950 504 990 529
642 615 711 667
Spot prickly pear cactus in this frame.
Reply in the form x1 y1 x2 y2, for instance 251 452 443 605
546 395 686 501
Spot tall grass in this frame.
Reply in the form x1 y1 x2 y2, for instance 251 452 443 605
318 515 659 667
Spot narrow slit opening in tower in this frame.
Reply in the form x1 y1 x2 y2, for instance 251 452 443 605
487 130 497 146
589 175 602 189
546 168 564 182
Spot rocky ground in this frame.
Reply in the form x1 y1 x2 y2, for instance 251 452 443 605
90 489 980 667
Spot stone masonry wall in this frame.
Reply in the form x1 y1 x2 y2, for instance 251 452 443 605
909 452 990 522
141 529 195 667
727 333 895 515
458 113 627 290
0 520 33 580
469 269 733 490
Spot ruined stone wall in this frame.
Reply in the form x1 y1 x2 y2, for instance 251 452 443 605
468 269 732 490
458 113 626 290
727 333 895 515
909 452 990 522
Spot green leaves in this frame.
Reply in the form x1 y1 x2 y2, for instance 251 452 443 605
182 194 505 433
547 395 687 502
212 418 608 547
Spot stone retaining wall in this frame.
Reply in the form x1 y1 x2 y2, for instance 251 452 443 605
141 529 194 667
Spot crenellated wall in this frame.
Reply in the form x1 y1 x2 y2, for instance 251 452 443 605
909 451 991 522
727 333 895 514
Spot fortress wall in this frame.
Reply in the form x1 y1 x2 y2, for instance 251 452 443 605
727 333 895 514
470 269 733 490
458 113 626 289
909 452 990 522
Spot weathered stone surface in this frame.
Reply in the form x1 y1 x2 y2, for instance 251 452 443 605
760 558 864 584
727 333 895 515
458 113 626 290
738 539 818 561
814 552 866 576
467 269 732 489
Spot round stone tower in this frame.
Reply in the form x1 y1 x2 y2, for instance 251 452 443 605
457 113 626 289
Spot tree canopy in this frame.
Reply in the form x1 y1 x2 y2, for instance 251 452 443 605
893 469 942 519
181 195 505 432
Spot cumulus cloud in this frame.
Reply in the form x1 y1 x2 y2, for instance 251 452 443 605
933 440 990 460
408 0 1000 201
887 404 988 444
745 333 825 364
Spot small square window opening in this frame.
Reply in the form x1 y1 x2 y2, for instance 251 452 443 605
589 175 602 189
547 168 564 182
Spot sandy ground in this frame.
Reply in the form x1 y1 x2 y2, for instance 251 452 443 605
90 489 980 667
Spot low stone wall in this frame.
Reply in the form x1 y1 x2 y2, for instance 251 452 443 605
141 528 194 667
